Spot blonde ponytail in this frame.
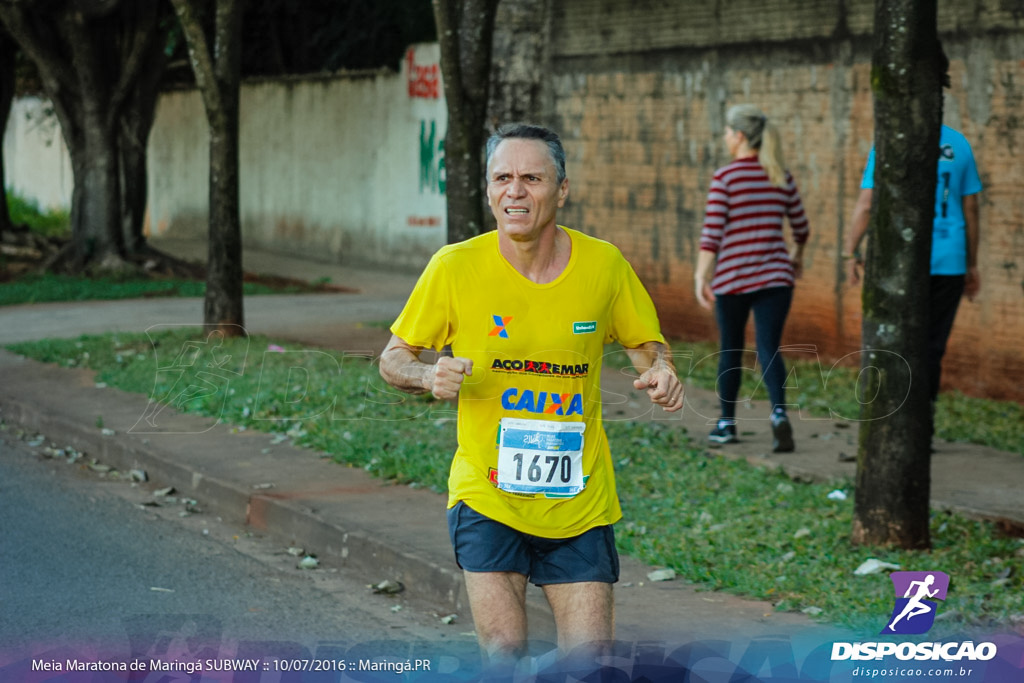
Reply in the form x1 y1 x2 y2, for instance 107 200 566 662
758 123 786 188
725 104 787 188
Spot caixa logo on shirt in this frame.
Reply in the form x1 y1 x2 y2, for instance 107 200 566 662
489 315 512 338
501 388 584 416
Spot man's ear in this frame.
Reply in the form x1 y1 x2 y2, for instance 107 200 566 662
559 179 569 206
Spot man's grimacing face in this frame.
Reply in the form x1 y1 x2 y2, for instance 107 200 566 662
486 138 568 242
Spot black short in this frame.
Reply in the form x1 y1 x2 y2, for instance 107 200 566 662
446 501 619 586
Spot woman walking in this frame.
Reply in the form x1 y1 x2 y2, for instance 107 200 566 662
694 105 810 452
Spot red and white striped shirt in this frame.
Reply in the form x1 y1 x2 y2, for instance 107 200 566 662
699 156 810 295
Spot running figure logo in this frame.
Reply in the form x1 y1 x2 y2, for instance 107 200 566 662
881 571 950 635
130 324 248 434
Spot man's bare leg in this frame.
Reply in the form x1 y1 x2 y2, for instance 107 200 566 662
542 581 614 655
464 571 530 667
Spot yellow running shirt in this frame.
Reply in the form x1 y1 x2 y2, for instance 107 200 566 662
390 227 665 538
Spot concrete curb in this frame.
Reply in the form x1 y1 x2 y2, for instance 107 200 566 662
0 350 562 635
0 386 457 605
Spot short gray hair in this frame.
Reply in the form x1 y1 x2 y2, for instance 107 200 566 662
485 123 567 184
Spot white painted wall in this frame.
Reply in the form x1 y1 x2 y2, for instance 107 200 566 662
3 43 448 270
2 97 73 211
147 42 448 269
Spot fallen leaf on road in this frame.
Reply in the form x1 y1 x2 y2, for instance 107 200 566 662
372 579 405 595
853 558 901 576
647 568 676 582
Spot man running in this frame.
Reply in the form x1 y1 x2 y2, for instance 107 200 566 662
379 123 682 669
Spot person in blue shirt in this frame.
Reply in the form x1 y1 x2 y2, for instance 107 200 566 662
843 125 983 409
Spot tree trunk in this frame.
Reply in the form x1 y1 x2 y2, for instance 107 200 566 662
851 0 944 550
171 0 245 336
432 0 500 243
487 0 552 127
0 0 173 272
119 104 152 255
74 109 124 268
205 62 243 334
119 3 173 255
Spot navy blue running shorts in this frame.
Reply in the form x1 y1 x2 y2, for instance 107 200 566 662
446 500 619 586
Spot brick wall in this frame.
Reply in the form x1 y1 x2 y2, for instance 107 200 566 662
528 0 1024 401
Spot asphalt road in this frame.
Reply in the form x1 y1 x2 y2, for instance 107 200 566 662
0 428 479 674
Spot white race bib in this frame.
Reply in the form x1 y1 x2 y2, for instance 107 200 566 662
496 418 585 496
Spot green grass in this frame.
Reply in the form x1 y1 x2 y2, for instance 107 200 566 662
0 191 320 306
6 328 1023 636
612 421 1023 634
0 272 321 306
607 340 1024 455
6 191 70 237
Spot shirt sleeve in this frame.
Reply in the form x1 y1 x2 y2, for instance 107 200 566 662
606 256 666 347
785 171 810 244
860 148 876 190
699 173 729 253
960 143 983 196
389 251 455 351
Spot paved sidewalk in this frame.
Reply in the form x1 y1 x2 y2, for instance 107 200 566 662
1 238 1021 651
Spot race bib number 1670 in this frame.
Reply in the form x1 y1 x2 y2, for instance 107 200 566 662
496 418 586 496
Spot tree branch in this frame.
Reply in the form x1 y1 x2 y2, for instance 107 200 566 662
432 0 464 120
169 0 222 125
0 4 78 96
458 0 498 108
107 0 165 130
212 0 241 90
58 3 111 122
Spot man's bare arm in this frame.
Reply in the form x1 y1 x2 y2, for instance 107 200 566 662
843 188 872 285
624 341 683 412
379 334 472 400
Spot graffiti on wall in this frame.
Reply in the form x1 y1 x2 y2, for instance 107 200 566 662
406 46 445 229
418 119 446 195
407 120 445 227
407 47 441 99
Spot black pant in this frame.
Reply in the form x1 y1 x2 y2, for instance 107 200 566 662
928 275 965 403
713 286 793 421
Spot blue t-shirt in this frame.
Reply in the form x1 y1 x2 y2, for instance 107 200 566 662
861 126 982 275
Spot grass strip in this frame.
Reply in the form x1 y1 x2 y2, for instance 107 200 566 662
0 273 324 306
6 329 1023 636
606 341 1024 456
6 192 70 237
